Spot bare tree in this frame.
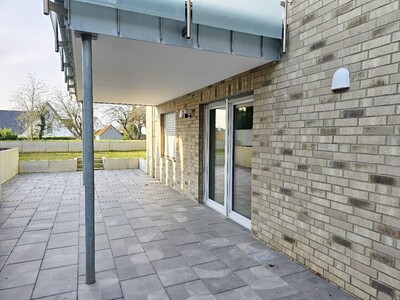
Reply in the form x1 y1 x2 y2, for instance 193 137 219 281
106 105 135 139
12 73 48 139
50 89 83 138
130 105 146 139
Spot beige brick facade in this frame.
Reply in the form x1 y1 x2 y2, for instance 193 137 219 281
147 1 400 299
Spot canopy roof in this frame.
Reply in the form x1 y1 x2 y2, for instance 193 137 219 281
49 0 283 105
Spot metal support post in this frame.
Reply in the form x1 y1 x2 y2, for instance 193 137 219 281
82 33 95 285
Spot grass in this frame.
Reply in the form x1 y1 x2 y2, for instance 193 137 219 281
19 151 146 161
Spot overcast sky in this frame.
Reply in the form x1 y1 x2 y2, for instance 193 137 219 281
0 0 66 110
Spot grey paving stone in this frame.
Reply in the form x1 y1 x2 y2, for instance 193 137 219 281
78 269 123 300
51 220 79 234
31 211 57 221
155 218 185 231
0 284 34 300
79 234 111 253
135 226 166 243
248 249 283 265
101 208 124 217
47 232 79 249
228 234 269 254
176 242 218 266
0 216 30 228
192 260 246 294
0 260 41 289
35 291 77 300
42 245 78 269
26 218 54 231
129 216 156 229
106 224 135 240
79 249 115 276
236 266 298 300
196 232 233 250
110 236 143 257
166 280 215 300
198 213 228 225
148 211 174 221
32 265 78 298
142 239 180 261
273 293 311 300
7 242 47 264
0 227 25 241
55 212 80 223
164 228 200 246
103 215 130 227
182 220 213 234
209 222 247 237
215 286 262 300
8 208 36 218
212 246 259 271
152 256 199 287
264 257 305 277
171 212 200 223
114 252 155 280
120 274 169 300
125 208 147 219
0 238 18 255
0 255 7 269
18 229 51 245
283 271 354 300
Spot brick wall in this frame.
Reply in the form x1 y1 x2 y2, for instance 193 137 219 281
149 1 400 299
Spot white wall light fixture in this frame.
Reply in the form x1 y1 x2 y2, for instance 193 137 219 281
331 67 350 91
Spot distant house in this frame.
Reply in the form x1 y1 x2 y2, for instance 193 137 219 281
93 117 104 131
95 125 122 140
0 110 25 135
43 103 75 138
0 103 75 138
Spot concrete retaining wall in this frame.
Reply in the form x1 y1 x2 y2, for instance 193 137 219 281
19 159 77 173
102 158 139 170
0 140 146 152
0 148 19 184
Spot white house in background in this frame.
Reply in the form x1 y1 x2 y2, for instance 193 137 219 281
93 117 104 131
95 124 122 140
43 102 75 138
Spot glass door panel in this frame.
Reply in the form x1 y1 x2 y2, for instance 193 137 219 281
208 108 226 205
232 104 253 219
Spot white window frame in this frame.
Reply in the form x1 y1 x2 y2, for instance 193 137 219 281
164 112 176 159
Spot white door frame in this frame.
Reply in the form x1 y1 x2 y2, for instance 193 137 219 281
203 96 253 229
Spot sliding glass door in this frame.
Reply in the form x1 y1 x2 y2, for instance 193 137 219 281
204 97 253 228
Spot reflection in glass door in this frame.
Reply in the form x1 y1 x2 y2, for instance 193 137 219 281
208 107 226 206
232 104 253 220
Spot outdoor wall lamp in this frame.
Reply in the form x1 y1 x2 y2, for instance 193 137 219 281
331 68 350 91
179 106 192 119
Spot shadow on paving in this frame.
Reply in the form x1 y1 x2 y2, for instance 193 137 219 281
0 170 355 300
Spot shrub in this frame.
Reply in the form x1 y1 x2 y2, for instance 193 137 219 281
0 128 18 140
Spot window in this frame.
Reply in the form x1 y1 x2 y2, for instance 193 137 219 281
164 112 176 158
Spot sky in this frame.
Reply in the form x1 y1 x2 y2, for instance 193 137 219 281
0 0 66 110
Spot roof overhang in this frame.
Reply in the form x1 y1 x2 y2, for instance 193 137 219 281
48 0 283 105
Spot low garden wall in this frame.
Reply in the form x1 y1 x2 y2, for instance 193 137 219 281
19 159 78 173
0 148 19 203
0 148 19 184
19 158 147 173
0 140 146 153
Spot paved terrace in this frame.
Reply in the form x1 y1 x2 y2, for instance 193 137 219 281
0 170 354 300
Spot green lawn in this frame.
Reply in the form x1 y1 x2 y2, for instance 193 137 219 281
19 151 146 161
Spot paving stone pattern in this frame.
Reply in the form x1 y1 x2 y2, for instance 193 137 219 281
0 170 354 299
